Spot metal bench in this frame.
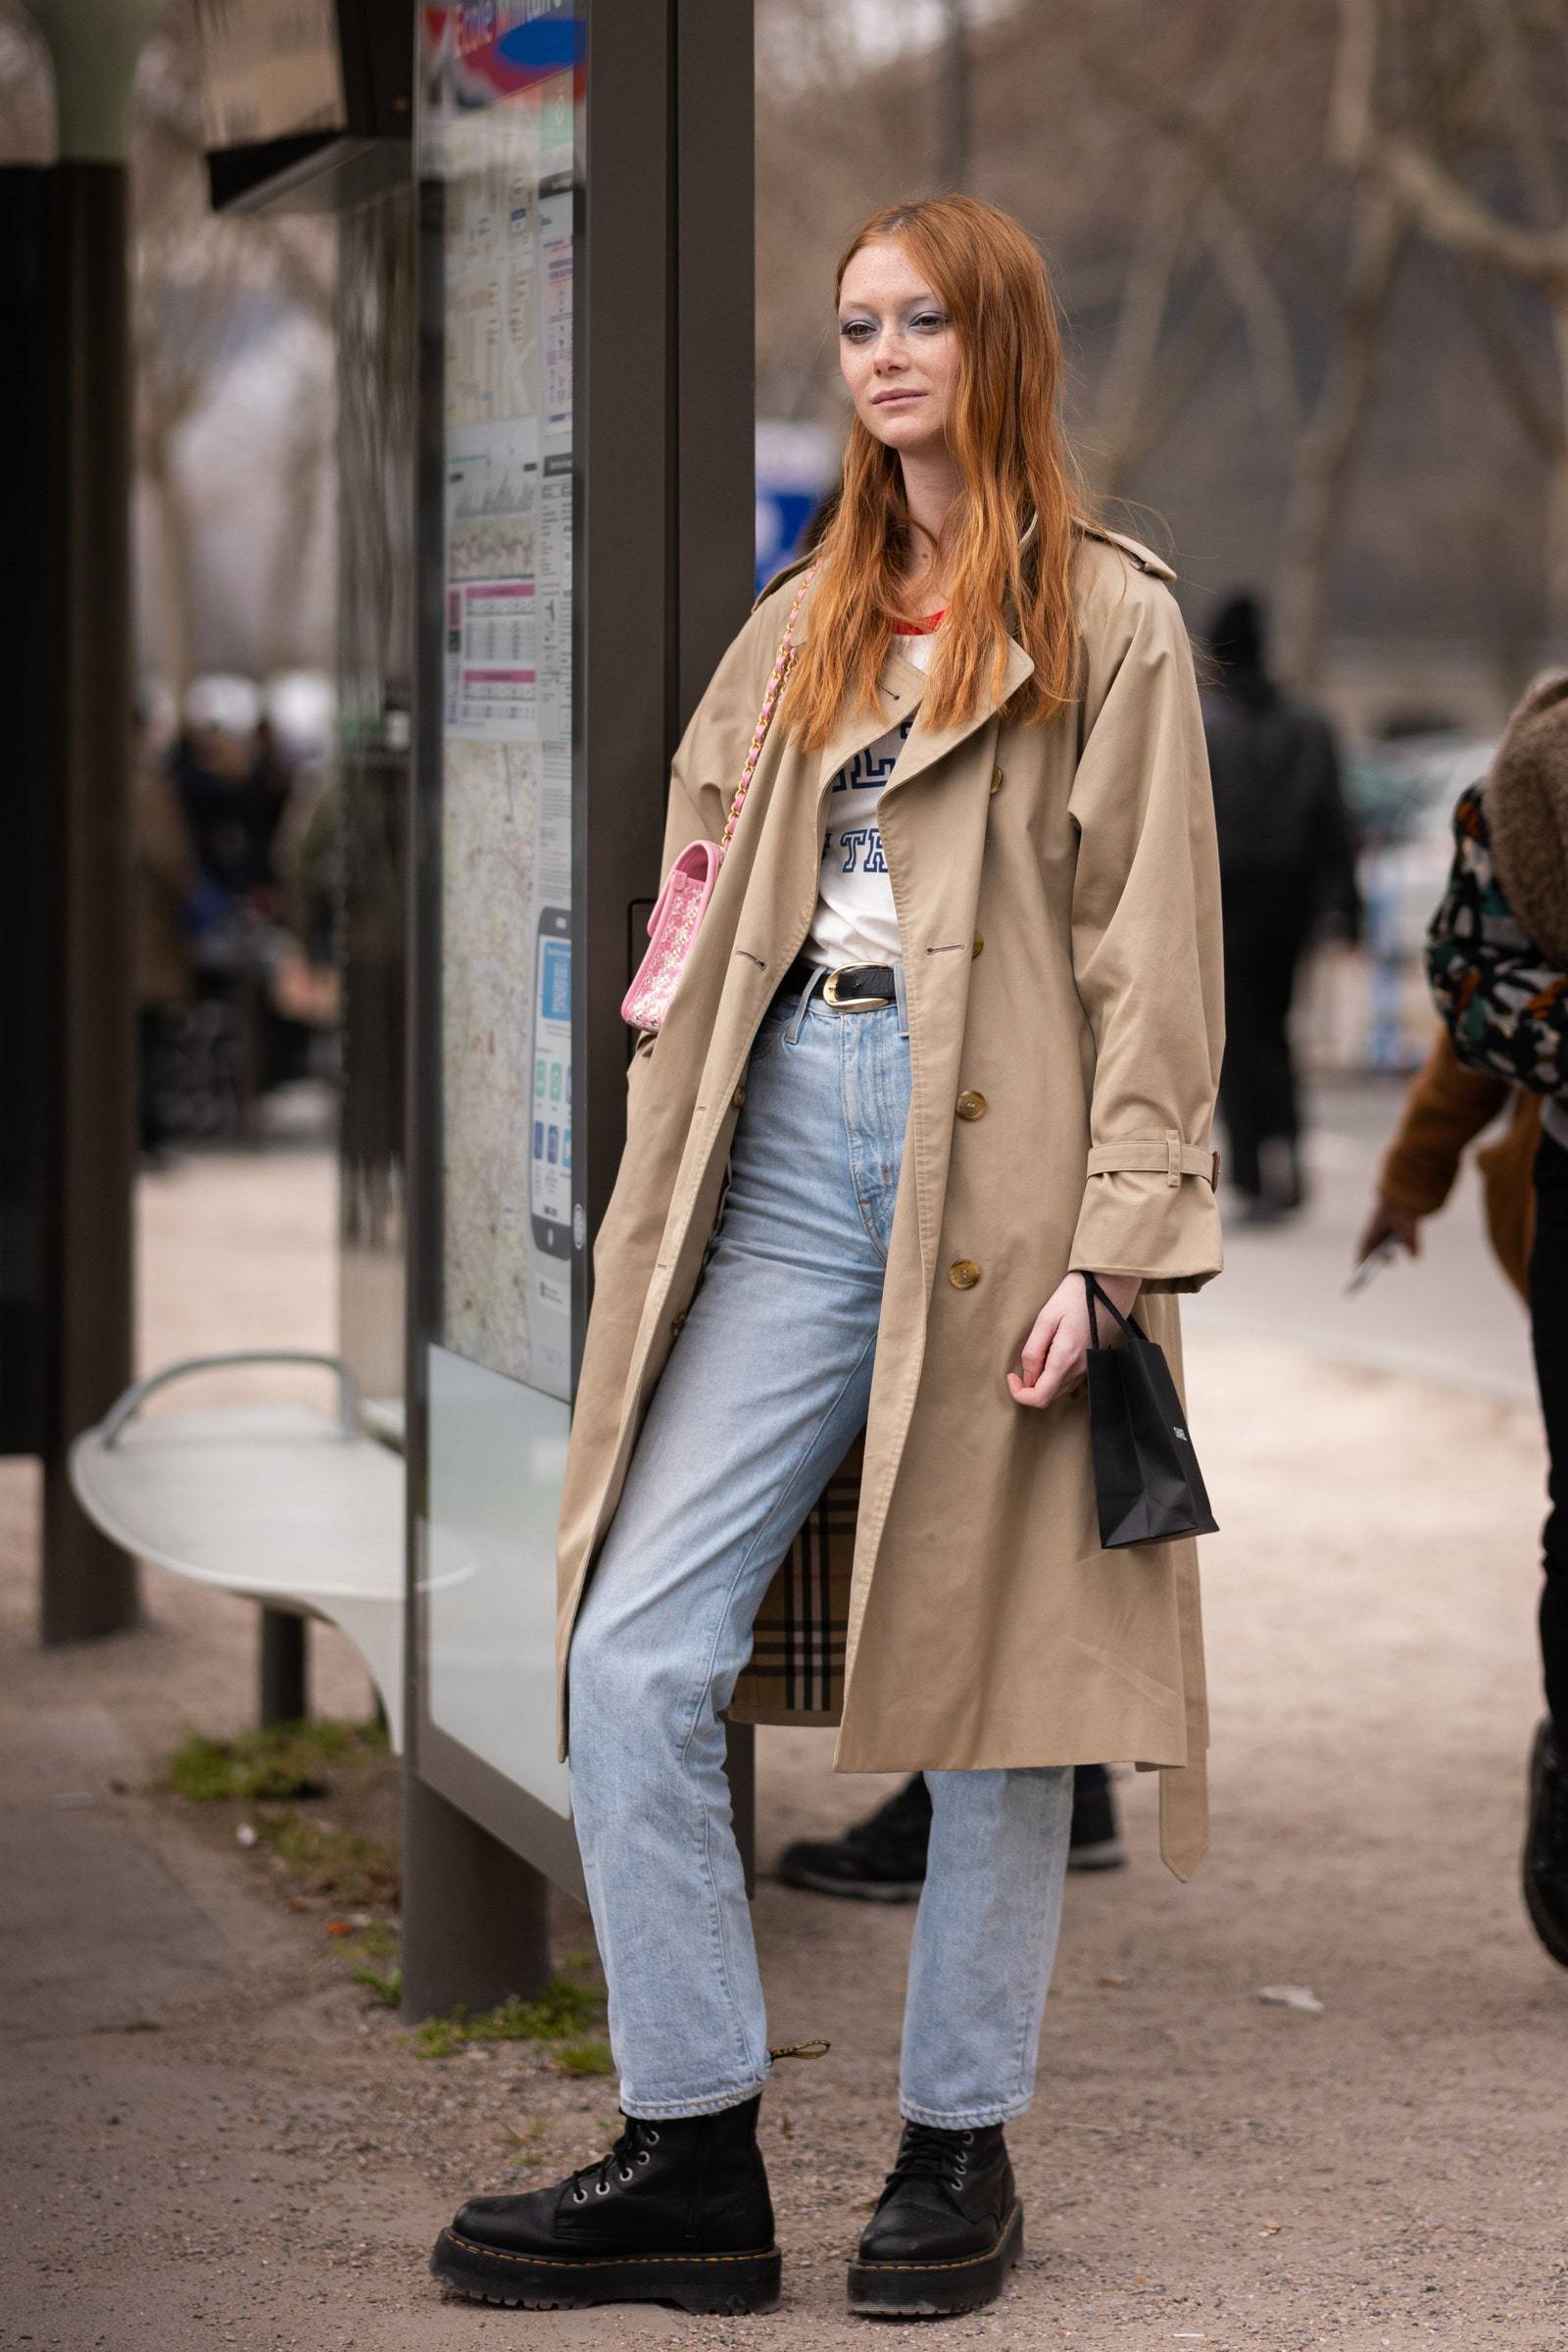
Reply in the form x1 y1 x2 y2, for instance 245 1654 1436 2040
69 1352 460 1746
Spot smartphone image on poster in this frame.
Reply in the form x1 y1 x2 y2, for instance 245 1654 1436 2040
531 908 572 1258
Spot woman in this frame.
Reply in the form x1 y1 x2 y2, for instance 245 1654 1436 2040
432 194 1223 2321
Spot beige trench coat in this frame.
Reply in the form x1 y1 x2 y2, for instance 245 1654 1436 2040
556 522 1224 1877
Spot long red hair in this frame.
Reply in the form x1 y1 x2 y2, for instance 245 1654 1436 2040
783 195 1093 752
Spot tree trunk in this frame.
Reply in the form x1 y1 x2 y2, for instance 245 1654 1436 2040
1275 191 1407 691
1545 293 1568 652
933 0 972 192
142 434 196 710
261 393 331 678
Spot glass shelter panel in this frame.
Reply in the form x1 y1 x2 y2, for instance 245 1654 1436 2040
417 6 585 1837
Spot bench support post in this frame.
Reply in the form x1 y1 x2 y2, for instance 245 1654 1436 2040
258 1606 309 1728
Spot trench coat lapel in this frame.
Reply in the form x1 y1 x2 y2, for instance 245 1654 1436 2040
883 637 1036 796
864 635 1034 800
812 632 1037 804
812 671 918 800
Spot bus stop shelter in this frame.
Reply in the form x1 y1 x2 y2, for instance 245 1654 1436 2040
16 1 757 2020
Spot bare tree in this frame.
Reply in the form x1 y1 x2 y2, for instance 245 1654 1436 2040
0 0 54 163
130 0 334 697
933 0 973 192
1054 0 1414 683
1335 0 1568 641
757 0 1555 692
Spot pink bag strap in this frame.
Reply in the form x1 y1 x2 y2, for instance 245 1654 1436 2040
718 565 817 856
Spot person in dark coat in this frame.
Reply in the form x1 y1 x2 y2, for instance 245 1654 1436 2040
1201 592 1360 1219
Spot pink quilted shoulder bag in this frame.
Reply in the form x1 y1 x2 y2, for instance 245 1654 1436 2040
621 566 816 1033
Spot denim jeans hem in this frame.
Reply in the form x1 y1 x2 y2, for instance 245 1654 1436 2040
899 2091 1035 2130
619 2075 770 2122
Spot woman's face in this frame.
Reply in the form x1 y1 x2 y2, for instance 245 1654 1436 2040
837 238 961 462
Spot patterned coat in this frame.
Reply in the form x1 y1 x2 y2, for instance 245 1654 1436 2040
1428 781 1568 1095
555 523 1225 1877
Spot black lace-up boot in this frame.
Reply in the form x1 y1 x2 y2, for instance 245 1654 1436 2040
1524 1719 1568 1968
847 2119 1022 2316
430 2095 779 2313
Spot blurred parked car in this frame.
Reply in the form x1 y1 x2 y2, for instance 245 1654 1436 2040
1345 727 1495 959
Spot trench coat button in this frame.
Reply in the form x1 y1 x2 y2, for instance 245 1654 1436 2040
956 1090 987 1121
670 1308 687 1336
989 765 1004 794
971 933 984 956
731 1084 746 1108
948 1257 981 1289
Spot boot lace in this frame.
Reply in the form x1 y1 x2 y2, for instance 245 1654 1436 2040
567 2116 662 2203
884 2123 975 2195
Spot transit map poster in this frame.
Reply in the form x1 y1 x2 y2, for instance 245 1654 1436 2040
423 3 582 1404
417 4 586 1843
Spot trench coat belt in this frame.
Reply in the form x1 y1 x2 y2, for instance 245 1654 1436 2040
1086 1134 1218 1190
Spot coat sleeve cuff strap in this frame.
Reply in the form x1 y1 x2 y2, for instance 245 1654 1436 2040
1086 1132 1219 1190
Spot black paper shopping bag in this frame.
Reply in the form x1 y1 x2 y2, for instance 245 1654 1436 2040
1082 1274 1218 1550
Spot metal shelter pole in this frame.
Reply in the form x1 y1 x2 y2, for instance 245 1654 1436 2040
10 1 161 1643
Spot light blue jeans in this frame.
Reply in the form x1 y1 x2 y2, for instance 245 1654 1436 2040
567 971 1074 2126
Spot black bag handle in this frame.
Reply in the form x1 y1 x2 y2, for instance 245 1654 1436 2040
1082 1271 1147 1351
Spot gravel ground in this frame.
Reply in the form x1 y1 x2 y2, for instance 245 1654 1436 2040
2 1147 1565 2351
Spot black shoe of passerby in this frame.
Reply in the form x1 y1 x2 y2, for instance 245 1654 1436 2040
777 1773 933 1900
1523 1720 1568 1969
847 2121 1022 2316
429 2096 779 2313
779 1768 1124 1900
1068 1763 1127 1871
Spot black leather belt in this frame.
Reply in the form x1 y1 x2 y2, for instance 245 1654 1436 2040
780 956 898 1009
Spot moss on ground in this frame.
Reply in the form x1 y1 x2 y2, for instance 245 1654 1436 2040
161 1717 388 1805
411 1961 607 2066
156 1723 609 2061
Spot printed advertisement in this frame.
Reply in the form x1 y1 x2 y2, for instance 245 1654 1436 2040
428 3 582 1403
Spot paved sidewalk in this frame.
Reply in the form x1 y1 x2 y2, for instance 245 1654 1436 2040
2 1149 1564 2350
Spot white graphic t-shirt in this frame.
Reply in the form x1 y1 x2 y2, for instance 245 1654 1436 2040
802 620 939 969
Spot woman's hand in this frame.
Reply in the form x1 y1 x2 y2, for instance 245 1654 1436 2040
1008 1271 1142 1410
1354 1196 1420 1264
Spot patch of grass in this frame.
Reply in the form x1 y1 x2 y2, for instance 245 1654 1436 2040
254 1812 400 1905
162 1718 387 1805
555 2036 614 2078
411 1974 604 2061
352 1919 399 1963
351 1961 402 2008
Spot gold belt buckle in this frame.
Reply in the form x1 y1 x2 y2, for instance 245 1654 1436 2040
822 966 889 1011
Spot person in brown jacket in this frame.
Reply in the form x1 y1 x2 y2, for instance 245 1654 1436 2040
1357 1025 1539 1302
1371 674 1568 1975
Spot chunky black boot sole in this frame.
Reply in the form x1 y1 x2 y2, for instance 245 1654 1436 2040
1523 1724 1568 1969
846 2198 1022 2317
430 2226 782 2314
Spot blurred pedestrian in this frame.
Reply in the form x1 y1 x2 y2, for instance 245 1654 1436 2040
172 674 280 923
172 675 316 1120
132 699 199 1162
1425 674 1568 1969
1202 592 1360 1220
